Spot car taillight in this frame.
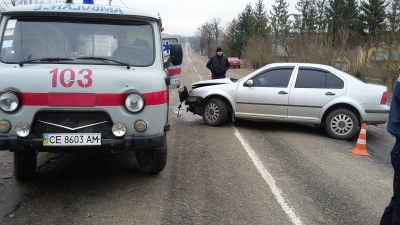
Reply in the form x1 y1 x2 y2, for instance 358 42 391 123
381 92 388 104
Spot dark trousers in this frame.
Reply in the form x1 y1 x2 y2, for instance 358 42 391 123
381 137 400 224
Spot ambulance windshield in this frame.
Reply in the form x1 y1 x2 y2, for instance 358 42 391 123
0 17 155 66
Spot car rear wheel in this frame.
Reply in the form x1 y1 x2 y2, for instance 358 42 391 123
203 98 228 126
135 143 167 175
325 109 359 140
14 151 37 180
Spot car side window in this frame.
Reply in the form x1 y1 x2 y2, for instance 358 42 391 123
253 68 293 88
326 72 344 89
295 68 344 89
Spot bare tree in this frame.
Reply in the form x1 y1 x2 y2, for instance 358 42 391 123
243 35 274 69
194 26 207 56
201 22 213 57
209 17 223 48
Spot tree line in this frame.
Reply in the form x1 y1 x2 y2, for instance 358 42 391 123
191 0 400 87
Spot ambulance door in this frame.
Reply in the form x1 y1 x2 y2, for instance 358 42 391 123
162 35 181 89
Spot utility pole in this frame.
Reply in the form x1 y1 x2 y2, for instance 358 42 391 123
109 0 111 6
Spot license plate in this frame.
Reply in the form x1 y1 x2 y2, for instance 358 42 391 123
171 78 180 84
43 133 101 146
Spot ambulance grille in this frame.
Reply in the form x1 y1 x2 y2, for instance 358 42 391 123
31 111 113 138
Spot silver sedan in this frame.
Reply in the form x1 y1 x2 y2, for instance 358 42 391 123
181 63 390 140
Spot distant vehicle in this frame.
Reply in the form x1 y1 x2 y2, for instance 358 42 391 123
162 34 181 88
179 63 390 140
228 57 240 68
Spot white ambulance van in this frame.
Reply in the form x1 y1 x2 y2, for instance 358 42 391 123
0 2 183 179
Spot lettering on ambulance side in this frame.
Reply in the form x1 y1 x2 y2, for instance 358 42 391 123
50 68 93 88
33 4 123 14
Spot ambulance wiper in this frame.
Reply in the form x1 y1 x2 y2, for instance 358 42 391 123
18 57 74 67
76 57 131 69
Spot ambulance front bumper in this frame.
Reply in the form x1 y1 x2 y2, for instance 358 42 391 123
0 134 165 152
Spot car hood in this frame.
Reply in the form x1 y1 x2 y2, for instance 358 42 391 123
191 78 236 89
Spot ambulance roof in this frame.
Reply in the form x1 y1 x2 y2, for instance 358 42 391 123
2 3 160 21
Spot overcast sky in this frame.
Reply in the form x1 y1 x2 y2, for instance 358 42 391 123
84 0 298 36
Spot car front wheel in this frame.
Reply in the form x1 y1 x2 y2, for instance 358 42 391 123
203 98 228 126
325 109 359 140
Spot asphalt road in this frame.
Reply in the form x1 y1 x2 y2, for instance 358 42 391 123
0 47 396 225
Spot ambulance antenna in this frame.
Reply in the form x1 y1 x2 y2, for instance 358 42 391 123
158 13 162 26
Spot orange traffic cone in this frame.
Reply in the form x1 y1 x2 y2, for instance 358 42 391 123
349 123 371 156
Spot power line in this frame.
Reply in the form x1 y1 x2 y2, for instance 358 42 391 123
118 0 127 8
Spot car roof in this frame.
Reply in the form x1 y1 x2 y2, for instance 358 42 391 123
265 62 331 68
263 62 345 71
2 3 159 21
263 62 365 84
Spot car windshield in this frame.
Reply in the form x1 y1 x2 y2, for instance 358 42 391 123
0 17 155 66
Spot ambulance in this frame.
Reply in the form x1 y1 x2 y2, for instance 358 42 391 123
0 2 183 179
162 34 181 88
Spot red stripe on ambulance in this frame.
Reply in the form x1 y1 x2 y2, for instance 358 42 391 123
18 90 168 107
166 67 181 75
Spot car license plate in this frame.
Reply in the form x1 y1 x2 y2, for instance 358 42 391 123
43 133 101 146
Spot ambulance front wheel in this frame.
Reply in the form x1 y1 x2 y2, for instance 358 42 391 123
14 151 37 180
135 143 167 175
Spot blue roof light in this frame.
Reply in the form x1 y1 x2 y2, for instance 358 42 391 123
83 0 94 4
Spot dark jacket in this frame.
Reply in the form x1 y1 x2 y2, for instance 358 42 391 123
388 78 400 137
206 54 230 79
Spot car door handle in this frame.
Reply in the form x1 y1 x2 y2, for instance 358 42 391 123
325 92 335 96
278 91 288 95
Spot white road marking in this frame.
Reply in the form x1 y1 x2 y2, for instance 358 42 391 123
193 66 203 81
233 126 303 225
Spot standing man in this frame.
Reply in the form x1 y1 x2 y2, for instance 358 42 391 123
381 76 400 224
206 47 230 79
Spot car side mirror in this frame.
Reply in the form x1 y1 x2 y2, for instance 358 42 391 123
244 80 254 87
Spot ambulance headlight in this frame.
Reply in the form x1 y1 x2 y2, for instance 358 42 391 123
112 123 127 137
15 122 30 137
0 92 20 113
125 93 145 113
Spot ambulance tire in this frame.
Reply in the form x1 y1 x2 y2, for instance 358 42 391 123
14 151 37 180
135 143 167 175
203 98 228 126
170 44 183 65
